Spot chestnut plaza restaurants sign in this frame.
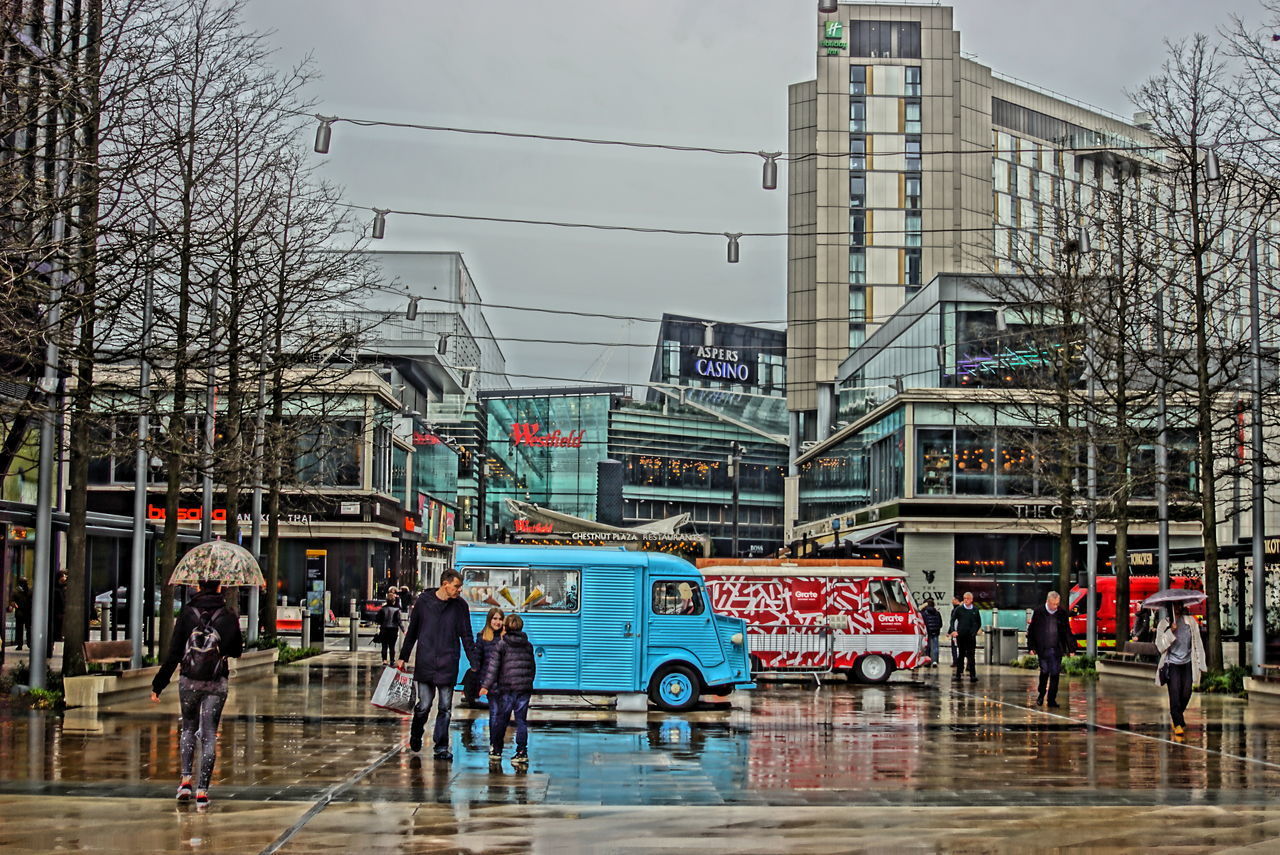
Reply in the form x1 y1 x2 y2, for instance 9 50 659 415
681 345 757 386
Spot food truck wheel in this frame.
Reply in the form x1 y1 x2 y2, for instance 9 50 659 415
853 654 892 684
650 665 701 712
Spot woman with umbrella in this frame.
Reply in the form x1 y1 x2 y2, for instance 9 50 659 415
149 540 262 807
1147 588 1208 737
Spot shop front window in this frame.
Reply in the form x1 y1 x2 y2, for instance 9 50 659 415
954 428 995 495
917 428 953 495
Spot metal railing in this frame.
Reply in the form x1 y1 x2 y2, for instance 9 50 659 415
747 624 835 686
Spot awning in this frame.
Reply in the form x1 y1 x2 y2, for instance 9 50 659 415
840 522 900 548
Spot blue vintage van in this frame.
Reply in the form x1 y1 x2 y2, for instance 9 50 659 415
454 543 754 711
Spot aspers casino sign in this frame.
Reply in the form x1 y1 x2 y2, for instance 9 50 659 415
509 423 586 449
681 345 757 386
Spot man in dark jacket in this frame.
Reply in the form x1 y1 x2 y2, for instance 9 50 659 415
1027 590 1075 707
920 598 943 668
376 594 403 665
397 569 479 759
949 591 982 682
150 579 244 807
480 613 536 766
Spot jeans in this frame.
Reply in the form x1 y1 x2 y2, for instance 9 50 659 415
380 631 398 663
491 691 531 753
926 634 940 665
1166 661 1193 728
954 634 977 677
178 682 228 790
412 682 455 752
1037 648 1062 703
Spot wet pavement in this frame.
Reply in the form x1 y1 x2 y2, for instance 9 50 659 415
4 654 1280 853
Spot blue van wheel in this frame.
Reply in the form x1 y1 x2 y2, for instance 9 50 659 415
650 665 700 712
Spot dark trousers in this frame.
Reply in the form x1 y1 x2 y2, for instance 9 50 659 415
954 634 977 677
412 681 455 752
178 685 228 791
1166 661 1194 728
14 613 28 649
1037 648 1062 703
490 691 531 753
379 630 398 663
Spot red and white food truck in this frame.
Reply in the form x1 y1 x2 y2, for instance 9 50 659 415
697 559 929 683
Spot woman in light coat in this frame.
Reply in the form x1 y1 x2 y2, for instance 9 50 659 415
1155 603 1206 736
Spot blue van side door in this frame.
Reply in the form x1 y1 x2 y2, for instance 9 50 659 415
578 565 643 692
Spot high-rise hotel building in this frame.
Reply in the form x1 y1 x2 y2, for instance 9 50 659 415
786 3 1153 455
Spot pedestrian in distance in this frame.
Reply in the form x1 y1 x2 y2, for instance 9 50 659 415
9 577 32 650
947 595 961 666
1027 591 1075 707
919 597 943 668
397 569 480 760
376 593 403 666
1156 603 1206 737
479 613 536 768
949 591 981 682
463 607 504 707
150 579 244 808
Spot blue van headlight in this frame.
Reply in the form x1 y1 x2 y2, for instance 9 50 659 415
730 632 744 646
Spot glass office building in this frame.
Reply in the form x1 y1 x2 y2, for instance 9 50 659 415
791 275 1202 612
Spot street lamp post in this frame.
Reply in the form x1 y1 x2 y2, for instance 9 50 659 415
128 220 156 667
1248 236 1266 677
729 441 744 557
1154 290 1171 591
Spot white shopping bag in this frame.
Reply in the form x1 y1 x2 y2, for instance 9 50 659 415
371 666 416 715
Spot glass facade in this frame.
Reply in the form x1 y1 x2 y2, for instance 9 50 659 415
481 391 613 532
797 407 904 522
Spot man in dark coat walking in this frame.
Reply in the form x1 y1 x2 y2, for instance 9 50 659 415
949 591 982 682
920 598 943 667
1027 590 1075 707
397 569 479 759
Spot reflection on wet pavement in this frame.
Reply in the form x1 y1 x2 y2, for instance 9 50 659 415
4 652 1280 853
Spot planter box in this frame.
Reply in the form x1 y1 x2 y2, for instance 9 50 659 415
1097 657 1158 682
64 648 279 709
1245 677 1280 702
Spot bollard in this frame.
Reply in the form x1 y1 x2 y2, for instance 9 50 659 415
300 606 311 650
348 598 358 652
99 606 110 641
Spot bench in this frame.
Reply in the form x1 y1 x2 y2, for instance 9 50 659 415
83 640 134 668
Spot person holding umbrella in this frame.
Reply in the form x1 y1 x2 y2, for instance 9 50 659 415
150 540 262 807
1147 588 1208 737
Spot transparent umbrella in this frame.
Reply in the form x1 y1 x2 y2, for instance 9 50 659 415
168 540 265 587
1139 588 1207 610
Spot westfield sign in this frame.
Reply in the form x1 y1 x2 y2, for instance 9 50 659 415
509 423 586 449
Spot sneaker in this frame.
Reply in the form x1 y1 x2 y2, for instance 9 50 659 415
1172 725 1185 736
175 782 193 802
1047 700 1060 709
512 751 528 766
433 750 453 761
194 791 210 809
968 676 978 683
409 734 423 753
488 750 503 763
1034 695 1045 706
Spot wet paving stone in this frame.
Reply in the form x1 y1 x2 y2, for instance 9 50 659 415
3 653 1280 852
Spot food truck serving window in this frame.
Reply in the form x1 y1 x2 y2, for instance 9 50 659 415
461 566 580 613
652 581 705 616
868 579 911 613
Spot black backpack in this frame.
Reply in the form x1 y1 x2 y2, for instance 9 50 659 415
181 606 227 681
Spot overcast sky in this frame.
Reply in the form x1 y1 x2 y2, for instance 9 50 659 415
243 0 1266 390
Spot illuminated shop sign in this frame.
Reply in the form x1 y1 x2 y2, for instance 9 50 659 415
515 519 554 534
681 346 757 385
509 423 586 448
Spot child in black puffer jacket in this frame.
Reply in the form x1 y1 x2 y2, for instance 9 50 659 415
480 613 536 766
